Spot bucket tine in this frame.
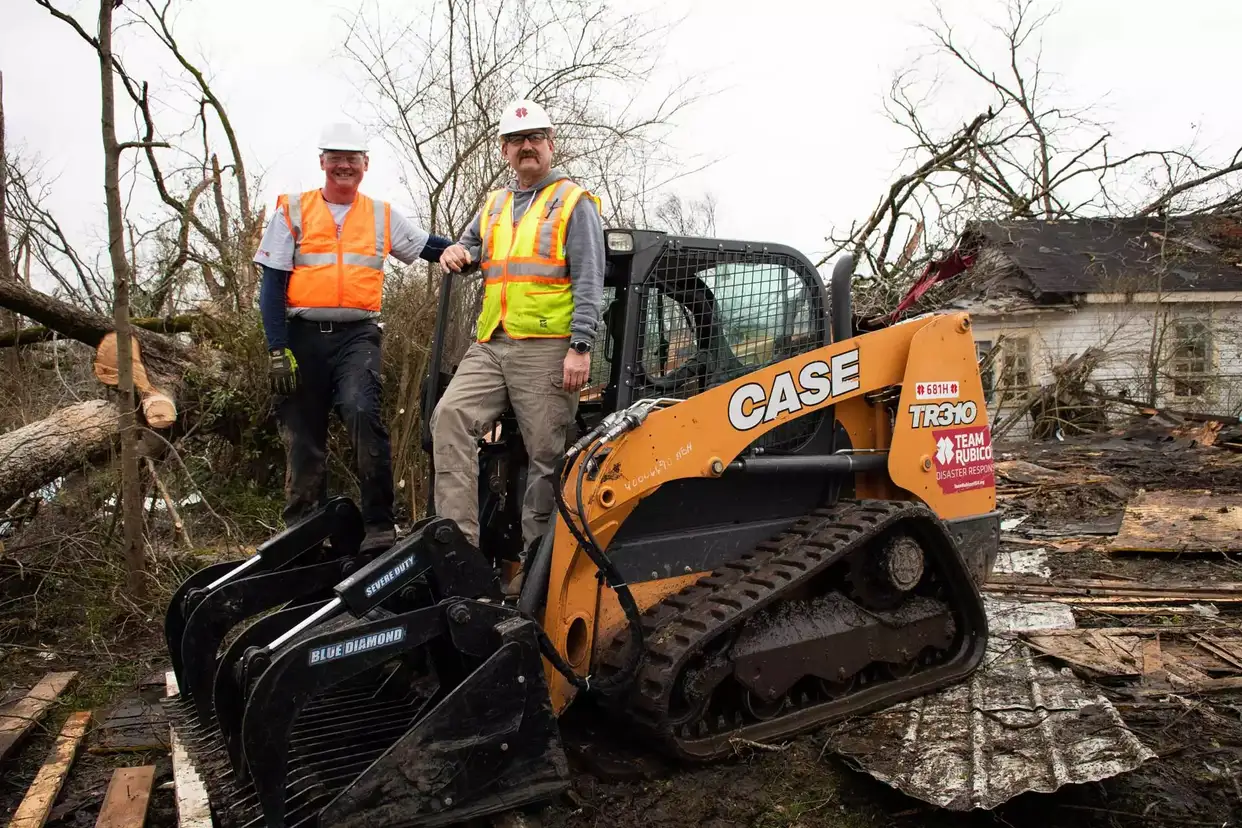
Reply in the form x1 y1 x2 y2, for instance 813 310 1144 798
241 606 448 828
164 559 243 688
180 560 346 725
213 602 332 776
320 613 571 828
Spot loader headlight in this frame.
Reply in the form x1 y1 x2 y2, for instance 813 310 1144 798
606 230 634 253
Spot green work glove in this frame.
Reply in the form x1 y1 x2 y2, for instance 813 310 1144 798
268 348 299 396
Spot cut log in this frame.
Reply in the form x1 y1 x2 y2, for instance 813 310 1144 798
0 401 119 508
0 277 198 387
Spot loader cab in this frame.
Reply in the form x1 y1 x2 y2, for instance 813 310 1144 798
421 229 849 570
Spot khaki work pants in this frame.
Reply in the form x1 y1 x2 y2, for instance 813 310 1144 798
430 330 577 548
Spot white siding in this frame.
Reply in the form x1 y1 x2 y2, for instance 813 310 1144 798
967 300 1242 439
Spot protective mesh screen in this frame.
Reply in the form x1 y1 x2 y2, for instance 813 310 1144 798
633 246 827 453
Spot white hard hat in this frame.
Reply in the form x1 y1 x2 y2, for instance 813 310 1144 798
318 122 369 153
498 99 553 137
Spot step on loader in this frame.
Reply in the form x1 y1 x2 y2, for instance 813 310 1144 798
165 231 999 827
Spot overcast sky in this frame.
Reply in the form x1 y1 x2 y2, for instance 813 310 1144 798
2 0 1240 288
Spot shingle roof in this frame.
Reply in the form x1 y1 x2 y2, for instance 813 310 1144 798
960 215 1242 297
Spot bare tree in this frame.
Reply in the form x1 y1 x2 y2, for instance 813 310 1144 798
341 0 702 240
0 71 16 378
96 0 147 600
652 191 718 237
828 0 1242 318
339 0 706 516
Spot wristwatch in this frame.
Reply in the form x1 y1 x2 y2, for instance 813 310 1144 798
570 340 591 354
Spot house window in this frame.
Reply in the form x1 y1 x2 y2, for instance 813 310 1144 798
976 340 995 404
999 336 1030 403
1171 319 1211 398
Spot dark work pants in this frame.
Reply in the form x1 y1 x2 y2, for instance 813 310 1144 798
277 318 394 531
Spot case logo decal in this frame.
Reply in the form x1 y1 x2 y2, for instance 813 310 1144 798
728 349 860 431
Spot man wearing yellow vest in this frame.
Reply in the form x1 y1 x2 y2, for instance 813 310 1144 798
253 122 456 553
432 98 605 580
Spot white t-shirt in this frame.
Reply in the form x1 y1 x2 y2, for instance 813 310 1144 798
252 197 429 271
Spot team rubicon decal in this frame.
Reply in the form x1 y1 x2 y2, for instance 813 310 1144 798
728 349 860 431
931 425 994 494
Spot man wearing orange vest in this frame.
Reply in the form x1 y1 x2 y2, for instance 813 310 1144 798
432 98 605 585
253 122 456 553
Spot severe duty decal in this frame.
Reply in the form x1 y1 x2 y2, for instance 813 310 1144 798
932 425 994 494
728 349 860 431
365 553 417 598
908 400 978 429
309 626 406 666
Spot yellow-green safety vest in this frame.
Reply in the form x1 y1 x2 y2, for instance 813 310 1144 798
475 178 600 342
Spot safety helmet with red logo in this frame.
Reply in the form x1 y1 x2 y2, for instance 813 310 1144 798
498 98 554 137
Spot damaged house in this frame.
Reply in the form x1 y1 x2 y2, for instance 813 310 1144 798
911 215 1242 438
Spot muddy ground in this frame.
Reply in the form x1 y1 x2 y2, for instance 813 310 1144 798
3 429 1242 827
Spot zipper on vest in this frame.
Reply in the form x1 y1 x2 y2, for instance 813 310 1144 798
336 204 345 306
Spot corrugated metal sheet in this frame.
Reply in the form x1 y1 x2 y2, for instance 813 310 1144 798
825 596 1155 810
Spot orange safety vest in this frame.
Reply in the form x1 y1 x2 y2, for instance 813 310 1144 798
278 189 392 312
475 178 600 341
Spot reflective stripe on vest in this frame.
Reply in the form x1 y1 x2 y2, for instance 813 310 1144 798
475 179 601 342
279 190 392 312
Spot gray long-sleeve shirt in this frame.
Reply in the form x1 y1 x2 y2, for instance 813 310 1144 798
458 169 605 343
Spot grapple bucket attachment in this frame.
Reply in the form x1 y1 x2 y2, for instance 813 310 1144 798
166 507 572 828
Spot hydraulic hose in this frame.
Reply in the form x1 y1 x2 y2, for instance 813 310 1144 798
536 438 647 695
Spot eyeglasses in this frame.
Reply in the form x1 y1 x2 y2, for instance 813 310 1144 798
322 152 366 165
502 132 549 147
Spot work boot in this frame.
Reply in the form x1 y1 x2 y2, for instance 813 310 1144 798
501 559 524 599
360 525 396 553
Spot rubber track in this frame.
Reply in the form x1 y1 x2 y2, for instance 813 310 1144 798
597 499 983 761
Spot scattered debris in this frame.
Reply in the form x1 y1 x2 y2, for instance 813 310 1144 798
992 546 1051 578
826 588 1156 811
1109 489 1242 555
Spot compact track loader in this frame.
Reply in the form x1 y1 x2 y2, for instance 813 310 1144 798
164 230 999 828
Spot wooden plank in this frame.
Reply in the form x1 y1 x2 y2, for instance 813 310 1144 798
985 574 1242 597
7 711 92 828
165 672 212 828
1189 634 1242 673
1109 490 1242 555
0 672 78 762
1162 651 1212 686
94 766 155 828
1141 636 1168 687
1025 625 1226 636
1025 634 1137 677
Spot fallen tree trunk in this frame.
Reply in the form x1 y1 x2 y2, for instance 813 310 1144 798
0 279 234 508
0 277 196 386
0 314 200 347
0 399 120 507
